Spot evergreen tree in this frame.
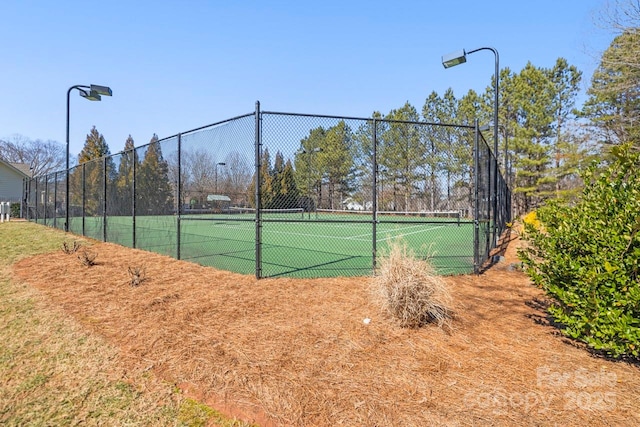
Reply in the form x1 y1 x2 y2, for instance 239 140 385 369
455 90 484 209
114 135 136 214
421 93 447 211
76 126 112 215
381 102 421 211
294 128 325 209
422 89 462 210
137 134 174 215
271 151 285 201
78 126 111 164
510 62 555 213
248 148 274 208
549 58 583 200
352 111 382 210
273 159 300 209
318 121 355 209
583 30 640 146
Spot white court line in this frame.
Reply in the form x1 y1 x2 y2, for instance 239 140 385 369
269 224 445 242
186 221 445 243
375 225 445 242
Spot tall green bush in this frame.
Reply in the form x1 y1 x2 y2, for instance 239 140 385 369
10 202 20 218
519 143 640 359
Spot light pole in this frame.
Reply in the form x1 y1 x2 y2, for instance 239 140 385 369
215 162 226 194
65 84 112 232
442 47 499 245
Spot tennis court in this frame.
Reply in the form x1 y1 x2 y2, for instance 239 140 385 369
69 209 475 278
25 106 510 278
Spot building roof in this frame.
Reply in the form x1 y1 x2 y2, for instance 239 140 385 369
206 194 231 202
0 159 29 178
11 162 31 176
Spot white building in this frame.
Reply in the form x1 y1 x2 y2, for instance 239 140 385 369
0 159 29 202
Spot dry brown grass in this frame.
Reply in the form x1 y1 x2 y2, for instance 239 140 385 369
10 223 640 426
77 248 98 267
372 239 453 328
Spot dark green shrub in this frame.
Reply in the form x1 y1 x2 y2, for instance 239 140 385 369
10 202 20 218
519 143 640 359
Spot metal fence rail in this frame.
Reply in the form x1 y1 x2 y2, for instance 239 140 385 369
24 102 510 278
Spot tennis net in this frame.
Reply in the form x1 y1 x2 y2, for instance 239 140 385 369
314 209 462 224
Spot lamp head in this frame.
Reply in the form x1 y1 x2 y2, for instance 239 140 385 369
90 84 113 96
79 89 101 101
442 49 467 68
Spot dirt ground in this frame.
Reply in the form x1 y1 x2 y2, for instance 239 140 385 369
13 234 640 426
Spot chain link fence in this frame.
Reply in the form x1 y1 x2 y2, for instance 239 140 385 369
24 102 510 278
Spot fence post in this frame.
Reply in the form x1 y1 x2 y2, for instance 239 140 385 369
132 149 137 249
34 177 38 223
82 163 86 236
473 119 480 274
53 172 58 228
44 174 48 225
492 148 498 256
372 118 378 271
254 101 262 279
177 133 182 260
21 178 26 220
103 157 107 242
486 141 492 260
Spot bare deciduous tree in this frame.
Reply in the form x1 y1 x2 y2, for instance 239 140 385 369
183 149 216 206
223 151 252 206
0 134 65 176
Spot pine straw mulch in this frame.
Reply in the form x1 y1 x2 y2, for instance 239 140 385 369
12 236 640 427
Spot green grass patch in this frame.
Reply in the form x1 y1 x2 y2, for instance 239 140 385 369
0 221 252 426
60 213 475 277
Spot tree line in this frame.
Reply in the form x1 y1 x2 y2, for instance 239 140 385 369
66 127 254 216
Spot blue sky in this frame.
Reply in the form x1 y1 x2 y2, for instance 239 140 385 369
0 0 612 159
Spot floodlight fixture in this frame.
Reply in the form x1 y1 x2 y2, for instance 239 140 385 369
90 84 113 96
441 50 467 68
79 89 101 101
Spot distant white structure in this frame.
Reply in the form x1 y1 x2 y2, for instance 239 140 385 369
342 197 364 211
0 159 29 203
0 201 10 222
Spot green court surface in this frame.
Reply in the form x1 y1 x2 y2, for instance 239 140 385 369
59 211 475 278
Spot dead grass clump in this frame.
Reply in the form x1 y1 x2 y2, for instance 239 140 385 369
128 266 147 287
372 240 453 328
78 249 98 267
61 241 81 255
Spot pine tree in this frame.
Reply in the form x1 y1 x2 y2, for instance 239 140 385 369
549 58 583 200
77 126 112 215
78 126 111 164
137 134 174 215
421 93 447 211
248 148 274 208
295 128 325 209
511 62 555 213
381 102 421 211
583 30 640 146
274 159 300 209
319 121 355 209
114 135 136 215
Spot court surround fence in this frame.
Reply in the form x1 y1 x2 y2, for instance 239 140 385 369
24 102 510 278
